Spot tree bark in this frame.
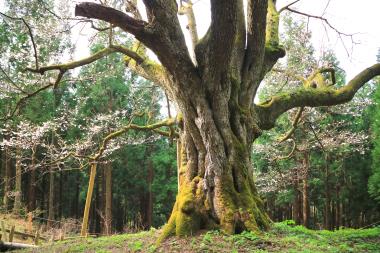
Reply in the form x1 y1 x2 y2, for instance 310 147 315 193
302 151 310 228
13 147 22 214
324 155 331 230
335 185 340 229
2 144 11 211
27 146 37 212
159 109 271 240
144 147 154 229
47 165 55 228
104 162 112 235
292 179 301 224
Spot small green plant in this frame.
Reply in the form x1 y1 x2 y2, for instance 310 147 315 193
283 220 296 226
129 240 143 252
202 231 214 243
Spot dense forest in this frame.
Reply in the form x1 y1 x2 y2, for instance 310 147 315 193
0 0 380 252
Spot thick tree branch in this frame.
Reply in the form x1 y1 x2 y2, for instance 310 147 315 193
178 0 199 52
208 0 243 69
75 2 148 40
255 0 286 99
3 46 143 121
77 1 197 96
92 118 178 160
306 67 336 86
141 0 197 85
255 63 380 129
26 46 143 74
241 0 268 106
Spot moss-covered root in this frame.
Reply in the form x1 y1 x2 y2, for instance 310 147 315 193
156 177 205 244
157 176 272 245
217 187 272 235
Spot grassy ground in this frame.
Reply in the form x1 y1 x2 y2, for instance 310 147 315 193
17 221 380 253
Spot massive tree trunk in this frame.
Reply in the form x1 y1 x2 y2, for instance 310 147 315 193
160 98 272 238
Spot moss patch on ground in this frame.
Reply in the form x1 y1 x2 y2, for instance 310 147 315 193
17 221 380 253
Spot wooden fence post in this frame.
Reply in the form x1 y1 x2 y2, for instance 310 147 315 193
9 225 15 242
27 212 33 233
34 230 40 245
80 163 97 236
1 220 7 241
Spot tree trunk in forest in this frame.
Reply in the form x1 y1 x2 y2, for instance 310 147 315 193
145 147 154 229
58 169 64 219
335 185 340 229
27 147 37 212
13 147 22 214
95 173 101 234
47 165 55 228
2 144 11 211
324 155 331 230
302 152 310 228
72 172 80 219
292 179 301 224
104 162 112 235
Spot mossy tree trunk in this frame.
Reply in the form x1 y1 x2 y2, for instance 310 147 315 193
161 121 271 237
49 0 380 238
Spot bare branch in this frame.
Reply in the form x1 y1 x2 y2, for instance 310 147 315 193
284 7 355 38
272 68 306 83
275 139 297 160
1 82 53 121
278 0 301 13
278 107 304 143
0 66 28 94
0 12 39 69
92 118 178 160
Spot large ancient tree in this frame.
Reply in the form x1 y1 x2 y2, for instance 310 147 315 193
11 0 380 238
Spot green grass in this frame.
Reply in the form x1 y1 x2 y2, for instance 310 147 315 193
17 222 380 253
